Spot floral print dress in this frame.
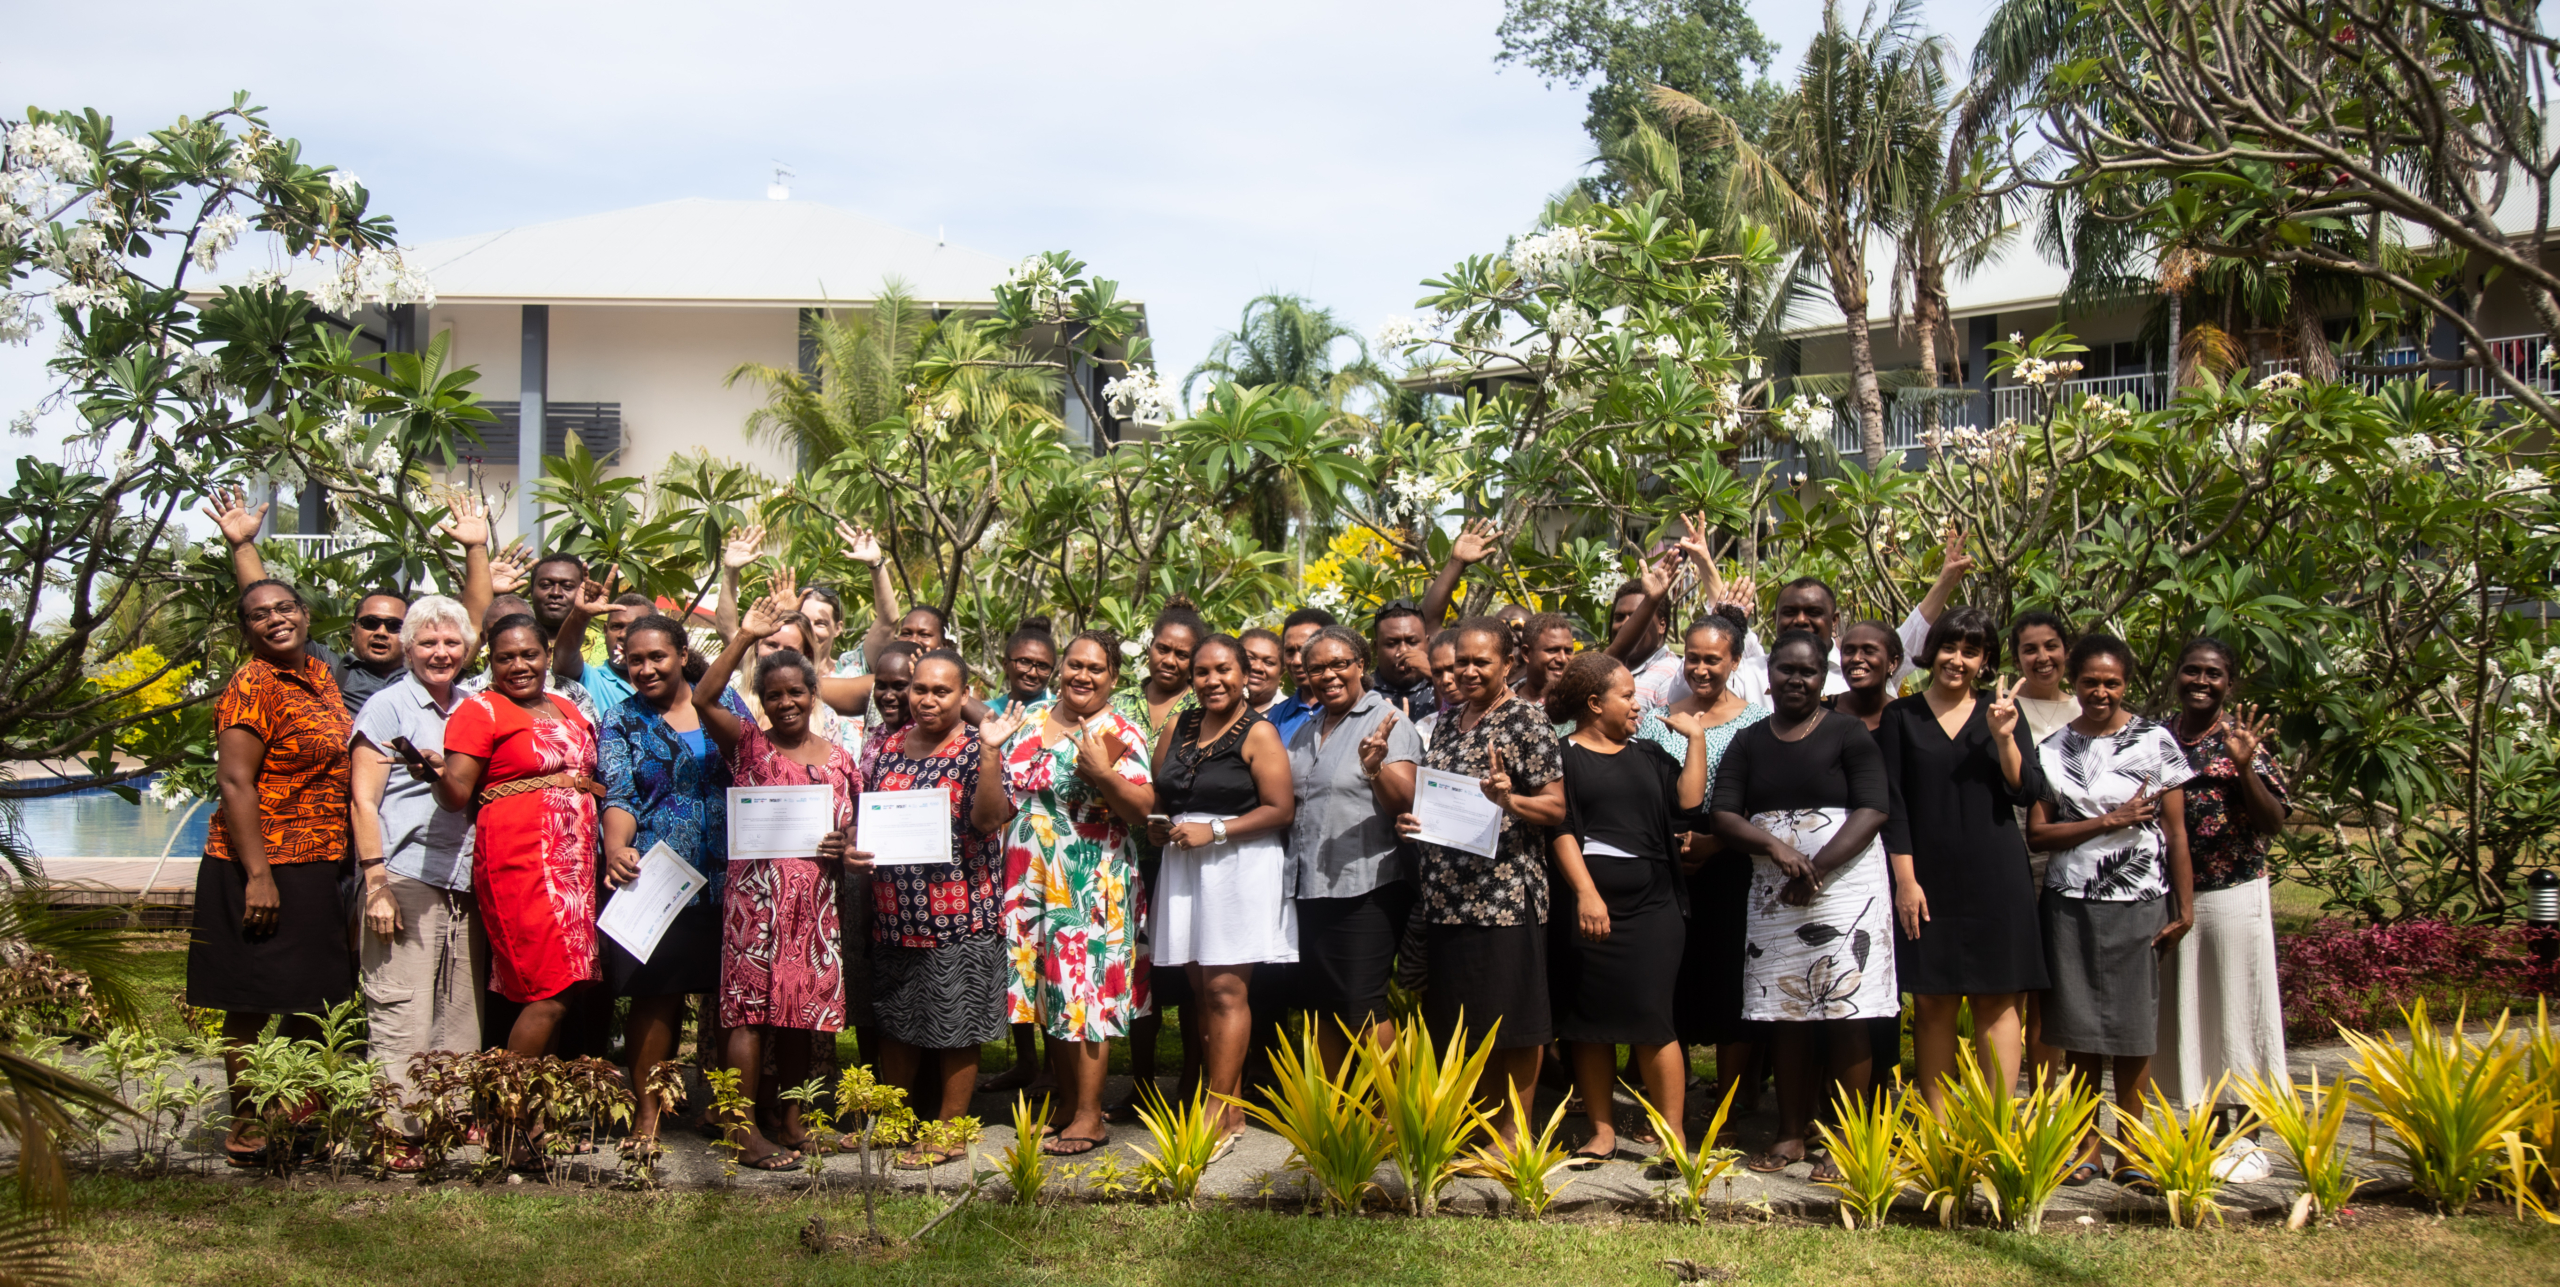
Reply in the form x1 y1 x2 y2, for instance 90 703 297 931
995 703 1156 1041
1413 695 1563 927
720 721 853 1031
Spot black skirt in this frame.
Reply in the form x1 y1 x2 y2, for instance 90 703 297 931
1894 845 2050 996
185 857 355 1016
1674 851 1763 1046
1422 920 1550 1050
1296 881 1415 1029
604 899 722 997
1549 851 1682 1044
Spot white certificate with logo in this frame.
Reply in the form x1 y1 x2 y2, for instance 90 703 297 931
597 841 706 963
727 784 835 861
1413 766 1501 858
855 788 953 865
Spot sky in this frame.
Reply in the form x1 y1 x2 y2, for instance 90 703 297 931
2 0 1997 452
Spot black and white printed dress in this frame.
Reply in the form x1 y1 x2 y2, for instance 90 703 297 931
1711 712 1898 1022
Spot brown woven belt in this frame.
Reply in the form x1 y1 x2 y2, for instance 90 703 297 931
477 772 605 805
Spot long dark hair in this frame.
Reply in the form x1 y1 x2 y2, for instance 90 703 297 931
623 614 709 684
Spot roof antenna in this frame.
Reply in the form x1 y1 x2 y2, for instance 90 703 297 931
767 162 793 202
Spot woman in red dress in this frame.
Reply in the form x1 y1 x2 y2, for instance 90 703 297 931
435 613 603 1056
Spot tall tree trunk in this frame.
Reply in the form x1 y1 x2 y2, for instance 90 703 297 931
1831 245 1887 468
2167 288 2184 391
1914 261 1947 454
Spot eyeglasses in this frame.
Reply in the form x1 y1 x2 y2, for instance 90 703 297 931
1305 658 1361 677
242 602 306 624
356 615 405 632
1008 658 1057 673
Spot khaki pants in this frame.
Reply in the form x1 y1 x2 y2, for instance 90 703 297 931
359 873 487 1135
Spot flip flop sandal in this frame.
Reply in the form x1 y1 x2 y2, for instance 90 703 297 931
1745 1151 1798 1174
1808 1154 1846 1185
741 1149 804 1172
2112 1166 2160 1194
1206 1133 1242 1167
894 1148 957 1171
2061 1161 2104 1187
1567 1147 1614 1171
1041 1134 1108 1157
223 1142 269 1170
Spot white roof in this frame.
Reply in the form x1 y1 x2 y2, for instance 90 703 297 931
316 198 1017 307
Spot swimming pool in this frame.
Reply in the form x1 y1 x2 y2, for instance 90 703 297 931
9 779 211 860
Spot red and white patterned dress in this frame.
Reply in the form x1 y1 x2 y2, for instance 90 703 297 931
720 721 852 1030
445 692 600 1003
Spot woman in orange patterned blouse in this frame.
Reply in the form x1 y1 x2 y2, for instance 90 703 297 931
190 579 356 1168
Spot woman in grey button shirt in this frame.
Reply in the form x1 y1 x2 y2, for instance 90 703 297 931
1286 625 1422 1073
347 594 483 1174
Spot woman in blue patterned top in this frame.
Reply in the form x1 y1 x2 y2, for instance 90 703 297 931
599 615 751 1150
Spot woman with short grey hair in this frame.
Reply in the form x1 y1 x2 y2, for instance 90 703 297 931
348 593 482 1174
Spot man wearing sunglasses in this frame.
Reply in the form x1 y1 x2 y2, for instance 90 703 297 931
207 489 497 719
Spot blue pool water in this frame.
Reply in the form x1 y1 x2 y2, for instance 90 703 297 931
11 780 211 860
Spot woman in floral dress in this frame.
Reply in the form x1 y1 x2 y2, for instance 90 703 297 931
695 595 854 1171
971 630 1156 1155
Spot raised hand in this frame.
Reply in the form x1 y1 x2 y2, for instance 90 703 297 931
1449 518 1502 567
739 592 793 641
2222 701 2275 763
435 496 492 549
721 522 768 572
488 543 532 596
978 707 1030 750
1986 675 2021 740
1637 547 1679 600
835 519 884 567
573 577 610 617
201 485 267 547
1720 572 1759 615
1938 523 1976 581
1357 710 1399 778
769 565 799 609
1478 747 1513 810
1677 511 1720 594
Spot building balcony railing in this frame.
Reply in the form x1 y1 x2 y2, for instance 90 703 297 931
455 401 623 465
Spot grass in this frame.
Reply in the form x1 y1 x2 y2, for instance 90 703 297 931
65 1175 2560 1286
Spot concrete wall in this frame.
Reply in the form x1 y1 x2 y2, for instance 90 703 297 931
422 302 803 536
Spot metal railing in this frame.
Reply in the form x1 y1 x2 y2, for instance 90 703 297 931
266 532 369 559
1989 372 2168 424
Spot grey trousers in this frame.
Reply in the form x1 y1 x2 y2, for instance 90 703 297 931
359 873 487 1135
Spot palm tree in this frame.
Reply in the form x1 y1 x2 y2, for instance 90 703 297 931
1652 0 1947 467
1181 294 1391 409
1891 78 2019 443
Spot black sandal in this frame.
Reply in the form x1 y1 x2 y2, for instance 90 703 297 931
2061 1161 2103 1187
1042 1134 1107 1157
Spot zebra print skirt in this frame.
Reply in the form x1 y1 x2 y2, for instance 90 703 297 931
874 931 1008 1049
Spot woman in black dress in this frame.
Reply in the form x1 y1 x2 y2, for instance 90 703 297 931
1147 635 1296 1145
1878 606 2046 1114
1545 653 1709 1164
1712 632 1895 1180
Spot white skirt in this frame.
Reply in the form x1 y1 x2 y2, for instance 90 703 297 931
2154 877 2288 1106
1150 813 1298 967
1741 808 1898 1022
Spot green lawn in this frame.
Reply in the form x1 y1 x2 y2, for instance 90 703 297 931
66 1176 2559 1287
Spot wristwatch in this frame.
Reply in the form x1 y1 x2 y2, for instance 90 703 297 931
1210 818 1228 845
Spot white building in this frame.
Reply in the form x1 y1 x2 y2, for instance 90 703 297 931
262 196 1148 542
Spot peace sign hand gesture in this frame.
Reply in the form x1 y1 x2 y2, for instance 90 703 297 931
1986 675 2022 740
1479 748 1513 811
1358 710 1400 779
1677 510 1719 589
1939 523 1976 580
2221 701 2275 763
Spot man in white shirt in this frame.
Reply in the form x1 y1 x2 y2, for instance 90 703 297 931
1728 530 1976 705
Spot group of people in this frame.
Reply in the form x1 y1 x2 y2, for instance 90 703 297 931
186 498 2291 1189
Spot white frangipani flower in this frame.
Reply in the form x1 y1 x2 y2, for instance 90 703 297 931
1511 224 1600 283
1776 397 1835 445
1101 365 1175 427
191 211 250 269
1374 315 1422 350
